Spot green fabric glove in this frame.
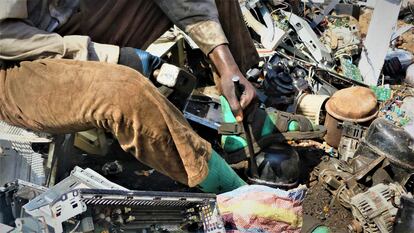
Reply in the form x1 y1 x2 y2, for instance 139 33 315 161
220 95 300 153
312 226 331 233
220 96 248 152
199 150 247 194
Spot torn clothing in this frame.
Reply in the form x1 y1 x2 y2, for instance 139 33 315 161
0 0 228 62
0 59 212 187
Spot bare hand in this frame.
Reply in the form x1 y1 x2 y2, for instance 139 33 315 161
208 44 256 121
221 71 256 122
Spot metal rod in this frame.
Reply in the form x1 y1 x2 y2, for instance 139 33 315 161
232 76 259 178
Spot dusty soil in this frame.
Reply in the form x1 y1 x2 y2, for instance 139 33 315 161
303 182 353 233
397 21 414 54
359 9 414 54
293 141 354 233
358 9 372 38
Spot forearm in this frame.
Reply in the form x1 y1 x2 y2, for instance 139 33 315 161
153 0 228 55
208 44 241 77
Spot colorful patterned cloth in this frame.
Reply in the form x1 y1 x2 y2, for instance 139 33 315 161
217 185 307 233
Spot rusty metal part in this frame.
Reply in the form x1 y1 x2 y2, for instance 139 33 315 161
349 183 410 233
338 122 367 162
324 112 343 148
312 156 359 208
325 87 378 122
351 155 389 181
348 219 363 233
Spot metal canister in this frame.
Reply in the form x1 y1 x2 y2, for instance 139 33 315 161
324 87 378 148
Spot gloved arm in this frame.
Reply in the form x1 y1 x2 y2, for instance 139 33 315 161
1 19 161 77
118 47 163 78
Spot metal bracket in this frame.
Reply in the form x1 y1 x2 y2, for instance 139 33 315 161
218 123 244 135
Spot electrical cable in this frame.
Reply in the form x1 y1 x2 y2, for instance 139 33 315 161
68 221 81 233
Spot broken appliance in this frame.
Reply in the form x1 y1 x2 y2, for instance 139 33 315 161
0 167 225 233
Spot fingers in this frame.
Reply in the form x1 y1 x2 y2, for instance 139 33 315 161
239 91 254 109
239 95 250 110
227 92 244 122
220 74 256 122
239 82 256 110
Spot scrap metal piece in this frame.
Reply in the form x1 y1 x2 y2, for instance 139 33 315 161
240 0 287 50
0 121 51 143
281 10 333 65
358 0 402 85
338 122 367 162
74 129 108 156
25 189 86 233
0 181 48 232
311 156 357 208
324 86 377 148
0 121 51 186
20 167 125 232
183 95 223 130
334 3 361 19
321 15 361 57
14 217 49 233
80 189 224 233
24 166 127 213
311 0 341 27
0 223 14 233
352 118 414 172
391 24 414 42
349 183 409 233
11 166 224 233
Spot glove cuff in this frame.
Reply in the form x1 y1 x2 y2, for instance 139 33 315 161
118 47 144 73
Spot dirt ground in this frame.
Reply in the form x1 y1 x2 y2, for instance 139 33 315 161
294 142 354 232
359 9 414 54
303 182 353 233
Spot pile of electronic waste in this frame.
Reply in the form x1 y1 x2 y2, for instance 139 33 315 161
183 0 414 232
0 167 224 233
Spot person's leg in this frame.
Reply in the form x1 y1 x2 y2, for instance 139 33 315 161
0 59 245 191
